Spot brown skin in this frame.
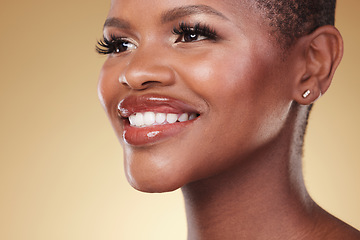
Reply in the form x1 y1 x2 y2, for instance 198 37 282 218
98 0 360 239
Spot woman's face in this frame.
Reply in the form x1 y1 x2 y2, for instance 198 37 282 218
98 0 295 192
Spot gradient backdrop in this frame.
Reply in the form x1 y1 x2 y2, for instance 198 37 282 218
0 0 359 239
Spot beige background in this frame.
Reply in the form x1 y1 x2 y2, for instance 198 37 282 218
0 0 359 239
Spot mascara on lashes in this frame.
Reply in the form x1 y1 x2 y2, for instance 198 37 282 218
96 22 218 54
96 35 132 55
172 22 218 42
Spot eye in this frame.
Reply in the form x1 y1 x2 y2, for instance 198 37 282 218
172 22 218 43
112 40 137 53
178 32 208 43
96 36 137 55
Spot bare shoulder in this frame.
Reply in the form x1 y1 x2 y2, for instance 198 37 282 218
326 221 360 240
314 210 360 240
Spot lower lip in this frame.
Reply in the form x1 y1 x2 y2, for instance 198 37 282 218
122 119 195 146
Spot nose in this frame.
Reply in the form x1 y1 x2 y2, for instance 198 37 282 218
119 47 176 90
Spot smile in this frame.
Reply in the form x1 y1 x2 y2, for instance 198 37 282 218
118 94 200 145
128 112 198 127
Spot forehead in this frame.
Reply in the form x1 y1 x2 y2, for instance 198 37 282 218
107 0 263 26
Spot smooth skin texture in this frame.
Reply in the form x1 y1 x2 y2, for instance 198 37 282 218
98 0 360 239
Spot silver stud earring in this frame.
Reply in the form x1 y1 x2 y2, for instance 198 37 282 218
302 90 311 98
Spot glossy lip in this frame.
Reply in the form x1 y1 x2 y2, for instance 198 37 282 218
118 94 199 117
118 94 200 146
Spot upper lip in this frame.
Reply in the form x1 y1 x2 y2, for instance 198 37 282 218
118 94 199 118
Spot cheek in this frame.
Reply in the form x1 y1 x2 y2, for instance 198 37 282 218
176 46 290 149
98 61 126 140
178 47 277 115
98 59 130 115
177 46 270 104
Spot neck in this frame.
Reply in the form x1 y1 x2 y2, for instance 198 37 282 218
181 106 320 240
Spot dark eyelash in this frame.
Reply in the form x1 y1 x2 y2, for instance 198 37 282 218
172 22 218 40
95 34 122 55
96 23 217 54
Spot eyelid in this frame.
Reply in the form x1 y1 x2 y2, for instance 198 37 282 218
103 28 139 46
106 34 137 44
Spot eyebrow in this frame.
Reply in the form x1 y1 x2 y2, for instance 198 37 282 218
103 4 229 30
103 17 131 29
161 5 229 23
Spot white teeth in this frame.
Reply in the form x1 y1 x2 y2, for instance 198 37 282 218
178 113 189 122
143 112 156 126
128 112 198 127
166 113 178 124
155 113 166 124
129 114 136 126
189 113 197 120
135 113 144 127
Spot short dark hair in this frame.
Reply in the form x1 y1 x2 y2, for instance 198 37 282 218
253 0 336 48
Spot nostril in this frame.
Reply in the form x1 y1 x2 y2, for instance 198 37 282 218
119 75 162 90
121 82 130 87
119 76 131 88
120 64 176 90
119 75 128 84
141 80 162 87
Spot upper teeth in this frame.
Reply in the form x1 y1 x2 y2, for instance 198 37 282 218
128 112 197 127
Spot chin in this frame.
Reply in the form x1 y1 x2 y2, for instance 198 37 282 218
126 174 184 193
124 158 188 193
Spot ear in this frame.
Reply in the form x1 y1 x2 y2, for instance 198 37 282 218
293 25 343 105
